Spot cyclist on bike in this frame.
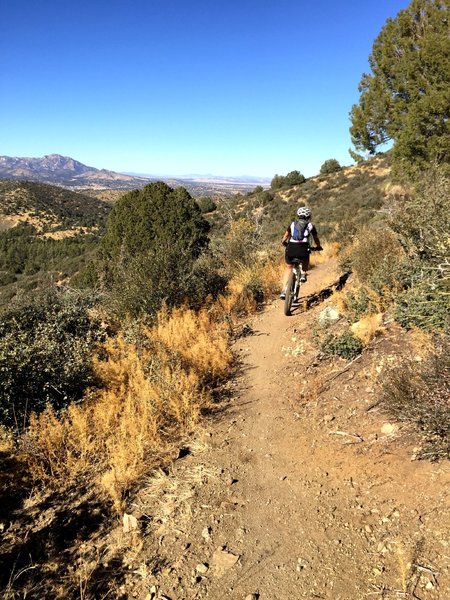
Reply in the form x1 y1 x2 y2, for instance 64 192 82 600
280 206 322 299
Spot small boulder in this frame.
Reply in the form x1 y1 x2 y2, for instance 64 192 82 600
381 423 398 435
122 513 139 533
318 306 340 325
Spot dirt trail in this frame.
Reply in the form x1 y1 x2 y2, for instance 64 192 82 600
141 260 450 600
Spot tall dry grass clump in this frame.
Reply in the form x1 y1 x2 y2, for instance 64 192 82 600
215 258 283 320
23 308 232 509
310 241 339 266
153 306 232 383
20 250 283 508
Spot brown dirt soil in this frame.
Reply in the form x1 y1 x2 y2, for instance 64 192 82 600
1 260 449 599
124 260 450 600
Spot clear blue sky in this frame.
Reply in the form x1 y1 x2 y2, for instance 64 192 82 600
1 0 407 178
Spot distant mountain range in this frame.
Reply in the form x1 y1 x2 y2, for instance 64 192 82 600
0 155 270 196
0 154 151 190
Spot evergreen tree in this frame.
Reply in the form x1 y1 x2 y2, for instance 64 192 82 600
99 182 210 317
285 170 306 186
320 159 341 175
270 174 286 189
350 0 450 176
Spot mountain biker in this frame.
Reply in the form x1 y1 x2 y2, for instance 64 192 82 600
280 206 322 299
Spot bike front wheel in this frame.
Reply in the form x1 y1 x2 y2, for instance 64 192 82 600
284 271 296 316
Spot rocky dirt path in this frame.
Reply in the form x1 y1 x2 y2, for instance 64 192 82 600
139 260 450 600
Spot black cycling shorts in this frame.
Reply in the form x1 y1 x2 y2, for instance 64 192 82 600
285 242 310 265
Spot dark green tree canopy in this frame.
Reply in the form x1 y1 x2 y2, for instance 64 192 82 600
320 159 342 175
97 182 211 318
100 181 209 261
271 171 305 189
350 0 450 176
285 170 306 186
270 174 286 190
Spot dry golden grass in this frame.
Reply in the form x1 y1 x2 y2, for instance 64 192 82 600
408 328 436 359
24 308 233 509
215 259 284 320
310 241 339 265
0 426 13 452
351 313 385 346
330 289 348 314
153 306 232 382
20 254 286 508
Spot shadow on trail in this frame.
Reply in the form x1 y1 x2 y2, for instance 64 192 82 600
290 271 350 316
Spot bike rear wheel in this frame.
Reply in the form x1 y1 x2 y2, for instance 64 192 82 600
284 271 296 316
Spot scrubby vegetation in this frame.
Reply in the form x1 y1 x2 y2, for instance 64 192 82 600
1 4 449 595
320 159 341 175
0 289 105 430
23 307 232 508
0 178 282 514
320 329 363 360
0 180 111 305
380 340 450 460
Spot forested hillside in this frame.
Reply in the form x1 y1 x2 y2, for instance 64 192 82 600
0 180 112 305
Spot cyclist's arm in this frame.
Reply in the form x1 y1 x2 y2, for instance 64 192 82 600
282 227 290 245
311 225 322 248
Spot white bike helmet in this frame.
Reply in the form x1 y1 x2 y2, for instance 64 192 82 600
297 206 312 219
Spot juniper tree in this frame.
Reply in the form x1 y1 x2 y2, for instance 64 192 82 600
99 182 210 317
350 0 450 177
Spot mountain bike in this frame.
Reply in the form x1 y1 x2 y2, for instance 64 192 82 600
284 248 320 316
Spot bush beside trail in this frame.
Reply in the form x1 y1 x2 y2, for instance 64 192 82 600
380 340 450 460
0 289 106 430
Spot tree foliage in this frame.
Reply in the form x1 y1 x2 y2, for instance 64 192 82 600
270 174 286 190
98 182 210 318
350 0 450 176
285 170 306 186
197 196 217 214
271 171 305 189
100 182 209 262
320 159 342 175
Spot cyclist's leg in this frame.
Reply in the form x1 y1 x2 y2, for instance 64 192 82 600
300 256 310 281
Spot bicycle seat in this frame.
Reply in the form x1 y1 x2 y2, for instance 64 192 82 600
290 258 302 265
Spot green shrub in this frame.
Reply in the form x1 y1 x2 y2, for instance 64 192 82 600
98 182 210 319
285 170 306 186
344 287 378 321
197 196 217 214
390 167 450 331
380 340 450 460
0 289 106 429
320 159 341 175
320 329 363 359
395 277 450 332
349 225 405 297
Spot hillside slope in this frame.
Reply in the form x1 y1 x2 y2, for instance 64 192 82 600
0 179 112 232
208 154 395 242
0 180 112 305
2 259 448 599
